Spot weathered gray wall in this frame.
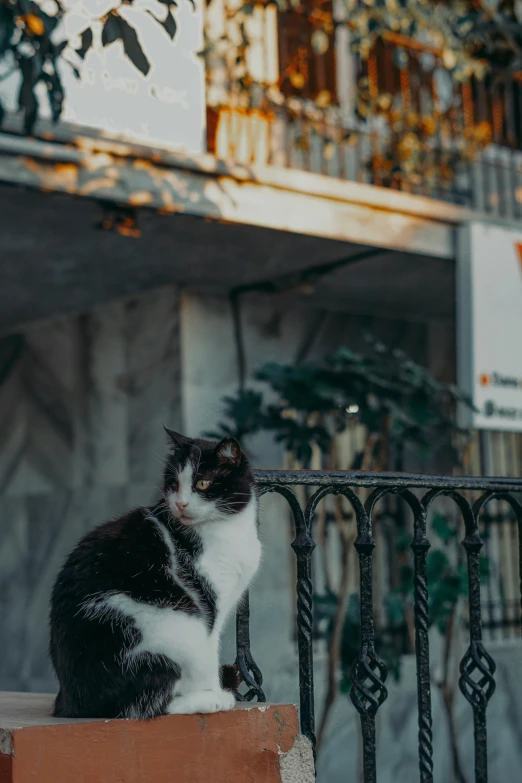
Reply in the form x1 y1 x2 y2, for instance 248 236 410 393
0 286 181 691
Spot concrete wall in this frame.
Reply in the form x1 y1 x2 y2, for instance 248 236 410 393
0 287 182 692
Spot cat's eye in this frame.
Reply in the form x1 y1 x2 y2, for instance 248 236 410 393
196 479 211 491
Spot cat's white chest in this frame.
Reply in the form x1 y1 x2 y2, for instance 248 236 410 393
196 501 261 629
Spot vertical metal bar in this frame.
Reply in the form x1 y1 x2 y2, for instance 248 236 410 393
412 496 434 783
498 517 510 636
354 551 379 783
477 77 492 212
510 513 518 638
461 497 497 783
518 503 522 634
479 432 496 637
292 505 317 753
350 489 389 783
267 485 316 752
483 517 496 639
305 119 313 173
338 127 346 180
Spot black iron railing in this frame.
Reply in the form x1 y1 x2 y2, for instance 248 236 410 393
234 470 522 783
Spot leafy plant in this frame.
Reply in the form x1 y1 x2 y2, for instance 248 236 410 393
0 0 66 131
0 0 193 133
210 336 474 470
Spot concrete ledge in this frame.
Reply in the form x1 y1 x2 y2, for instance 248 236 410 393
0 128 463 258
0 693 313 783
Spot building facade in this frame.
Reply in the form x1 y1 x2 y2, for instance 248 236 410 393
0 2 521 780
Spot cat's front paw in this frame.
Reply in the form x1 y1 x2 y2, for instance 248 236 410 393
210 689 236 713
167 689 236 715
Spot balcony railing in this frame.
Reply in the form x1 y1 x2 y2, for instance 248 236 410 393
210 104 522 219
236 469 522 783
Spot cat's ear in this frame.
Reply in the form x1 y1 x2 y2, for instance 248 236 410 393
164 427 187 449
215 437 243 466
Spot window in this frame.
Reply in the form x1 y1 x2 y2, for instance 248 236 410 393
277 0 337 103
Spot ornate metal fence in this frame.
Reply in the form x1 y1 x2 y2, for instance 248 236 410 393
235 470 522 783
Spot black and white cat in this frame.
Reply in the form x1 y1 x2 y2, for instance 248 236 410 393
50 429 261 719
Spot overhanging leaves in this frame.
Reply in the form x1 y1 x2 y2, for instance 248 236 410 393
102 13 123 47
0 5 14 55
162 10 177 39
18 55 39 134
100 12 150 76
119 16 150 75
76 27 93 60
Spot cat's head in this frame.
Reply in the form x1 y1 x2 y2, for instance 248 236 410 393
162 428 254 526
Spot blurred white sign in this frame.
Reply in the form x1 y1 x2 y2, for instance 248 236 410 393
457 221 522 432
0 0 205 153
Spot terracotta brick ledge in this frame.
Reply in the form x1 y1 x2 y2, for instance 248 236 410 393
0 692 314 783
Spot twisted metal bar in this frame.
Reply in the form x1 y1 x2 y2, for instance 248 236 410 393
235 590 266 703
345 487 389 783
306 485 381 770
406 489 433 783
258 484 317 753
457 492 495 783
366 486 434 783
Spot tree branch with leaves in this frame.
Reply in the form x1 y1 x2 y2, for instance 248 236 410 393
0 0 193 132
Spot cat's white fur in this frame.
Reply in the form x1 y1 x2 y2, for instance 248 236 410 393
83 465 261 715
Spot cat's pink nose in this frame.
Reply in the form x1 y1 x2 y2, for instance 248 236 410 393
176 501 188 511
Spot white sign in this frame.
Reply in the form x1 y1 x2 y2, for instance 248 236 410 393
457 221 522 432
0 0 205 153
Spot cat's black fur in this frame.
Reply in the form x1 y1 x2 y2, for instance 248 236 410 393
50 431 253 719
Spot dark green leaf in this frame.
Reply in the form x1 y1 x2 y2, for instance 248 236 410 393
479 555 490 582
45 69 64 122
384 592 406 626
431 513 456 543
340 672 352 694
314 591 338 622
398 564 414 591
101 14 122 47
77 27 93 59
68 62 81 79
18 58 39 134
0 5 14 55
119 17 150 75
162 10 177 39
426 550 450 582
395 531 411 553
